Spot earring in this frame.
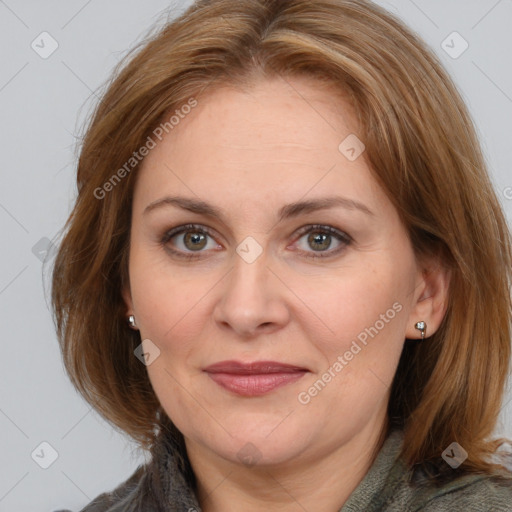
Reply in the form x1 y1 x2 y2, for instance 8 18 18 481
414 321 426 340
127 314 138 330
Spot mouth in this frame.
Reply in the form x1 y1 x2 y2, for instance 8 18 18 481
203 360 309 396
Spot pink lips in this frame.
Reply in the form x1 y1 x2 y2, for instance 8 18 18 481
203 360 309 396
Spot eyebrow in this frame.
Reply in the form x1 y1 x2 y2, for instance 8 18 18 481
143 195 375 222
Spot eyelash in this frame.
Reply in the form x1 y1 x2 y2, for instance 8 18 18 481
160 223 352 261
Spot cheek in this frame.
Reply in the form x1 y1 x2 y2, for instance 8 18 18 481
295 266 408 413
134 278 209 352
296 263 412 404
307 262 408 345
128 239 209 338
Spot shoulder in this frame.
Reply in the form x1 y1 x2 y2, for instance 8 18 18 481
375 430 512 511
56 426 201 512
343 429 512 511
77 464 150 512
417 473 512 511
406 470 512 511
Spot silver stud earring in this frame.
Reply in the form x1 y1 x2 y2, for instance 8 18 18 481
414 321 426 340
128 314 138 330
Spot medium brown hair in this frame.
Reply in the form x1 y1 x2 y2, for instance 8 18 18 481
51 0 512 477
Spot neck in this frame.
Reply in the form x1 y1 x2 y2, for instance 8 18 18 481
185 417 389 512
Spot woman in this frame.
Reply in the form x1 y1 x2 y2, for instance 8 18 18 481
52 0 512 510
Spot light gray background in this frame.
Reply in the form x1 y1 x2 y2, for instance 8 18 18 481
1 1 511 511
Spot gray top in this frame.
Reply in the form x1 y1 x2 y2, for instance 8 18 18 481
56 428 512 511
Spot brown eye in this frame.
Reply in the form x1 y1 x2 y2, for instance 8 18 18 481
182 231 208 251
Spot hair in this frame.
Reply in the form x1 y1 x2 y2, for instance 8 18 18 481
51 0 512 480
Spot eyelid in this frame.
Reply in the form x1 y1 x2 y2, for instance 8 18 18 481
292 224 352 243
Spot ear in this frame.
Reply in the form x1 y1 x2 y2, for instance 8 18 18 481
405 256 451 340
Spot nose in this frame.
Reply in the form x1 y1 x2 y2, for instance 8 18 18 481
212 247 290 339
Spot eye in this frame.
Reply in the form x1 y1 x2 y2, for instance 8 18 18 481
160 223 352 260
292 224 352 259
161 224 220 259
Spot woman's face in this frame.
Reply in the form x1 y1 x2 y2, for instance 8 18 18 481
124 76 428 468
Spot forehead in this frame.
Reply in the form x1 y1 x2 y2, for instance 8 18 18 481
132 76 384 218
167 75 356 152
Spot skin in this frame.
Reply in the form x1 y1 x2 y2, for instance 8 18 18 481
123 75 450 512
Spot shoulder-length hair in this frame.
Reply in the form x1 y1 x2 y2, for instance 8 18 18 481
51 0 512 476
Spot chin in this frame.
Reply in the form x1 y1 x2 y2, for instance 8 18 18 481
200 421 314 468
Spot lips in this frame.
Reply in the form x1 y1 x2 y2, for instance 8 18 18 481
203 360 309 396
204 360 308 374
